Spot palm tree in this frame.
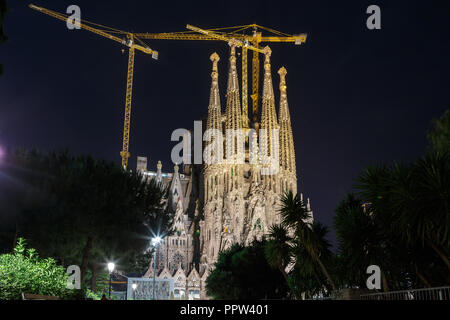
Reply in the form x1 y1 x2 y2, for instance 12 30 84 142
404 152 450 269
356 153 450 285
265 224 293 287
427 109 450 154
334 193 397 291
279 191 337 291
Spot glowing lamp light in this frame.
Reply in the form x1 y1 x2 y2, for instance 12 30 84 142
151 236 162 246
132 283 138 291
107 262 115 273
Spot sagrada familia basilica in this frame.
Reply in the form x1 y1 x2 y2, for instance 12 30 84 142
137 41 313 299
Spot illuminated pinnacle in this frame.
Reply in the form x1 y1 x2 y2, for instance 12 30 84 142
227 39 240 92
210 52 220 83
278 67 296 176
225 40 243 164
260 45 278 157
206 52 223 166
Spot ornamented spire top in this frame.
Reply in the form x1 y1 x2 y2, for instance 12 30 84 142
207 52 222 131
206 52 223 166
278 66 296 176
156 160 162 183
278 66 287 90
226 39 241 95
210 52 219 83
225 41 243 163
260 46 278 158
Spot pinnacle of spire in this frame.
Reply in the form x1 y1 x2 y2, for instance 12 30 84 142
260 45 278 159
278 66 296 176
225 41 243 163
156 160 162 183
207 52 222 131
278 66 287 81
225 40 241 108
262 46 275 103
206 52 223 166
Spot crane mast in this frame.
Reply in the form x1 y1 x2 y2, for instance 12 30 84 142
29 4 158 169
30 3 306 166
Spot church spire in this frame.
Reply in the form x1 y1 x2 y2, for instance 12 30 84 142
205 52 223 166
259 46 279 157
225 40 243 161
278 67 296 177
259 47 279 189
207 52 221 132
224 39 244 191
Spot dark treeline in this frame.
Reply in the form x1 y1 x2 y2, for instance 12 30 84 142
0 149 174 294
206 110 449 299
333 110 449 290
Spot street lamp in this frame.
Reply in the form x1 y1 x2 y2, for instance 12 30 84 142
151 236 162 300
132 282 138 300
107 262 115 299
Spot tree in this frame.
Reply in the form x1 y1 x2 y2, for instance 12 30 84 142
333 111 450 291
334 193 398 290
427 110 450 154
279 192 336 291
206 239 289 299
353 153 450 288
264 224 292 287
0 238 74 300
0 149 174 294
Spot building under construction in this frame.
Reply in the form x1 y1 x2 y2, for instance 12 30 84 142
138 43 312 300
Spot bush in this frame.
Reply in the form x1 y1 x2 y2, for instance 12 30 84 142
0 238 74 299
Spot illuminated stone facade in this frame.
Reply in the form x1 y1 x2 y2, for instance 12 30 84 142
140 43 312 299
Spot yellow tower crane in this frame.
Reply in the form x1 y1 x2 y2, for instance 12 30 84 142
29 4 159 169
135 24 307 130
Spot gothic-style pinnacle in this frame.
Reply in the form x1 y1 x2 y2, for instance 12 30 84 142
278 66 296 176
225 40 243 163
278 66 287 90
210 52 220 83
206 52 223 166
207 52 221 131
227 39 239 92
260 45 278 160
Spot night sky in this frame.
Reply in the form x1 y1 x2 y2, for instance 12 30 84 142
1 0 449 246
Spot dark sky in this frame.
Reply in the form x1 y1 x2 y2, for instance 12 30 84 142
1 0 449 246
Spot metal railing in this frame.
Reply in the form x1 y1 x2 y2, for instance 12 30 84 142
360 286 450 300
